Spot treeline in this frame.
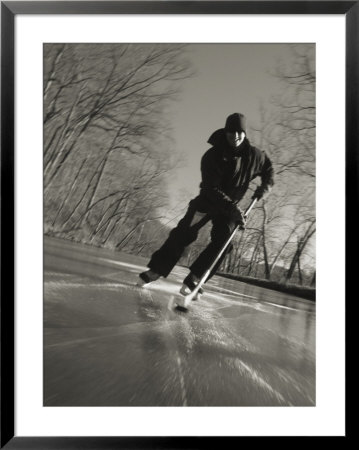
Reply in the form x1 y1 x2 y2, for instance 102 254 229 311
219 44 316 286
44 44 315 288
44 43 192 251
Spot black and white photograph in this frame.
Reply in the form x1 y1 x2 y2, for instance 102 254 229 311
43 43 316 407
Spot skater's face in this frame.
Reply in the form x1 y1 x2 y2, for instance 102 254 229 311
226 131 245 148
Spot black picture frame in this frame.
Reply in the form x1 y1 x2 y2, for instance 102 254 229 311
1 1 354 447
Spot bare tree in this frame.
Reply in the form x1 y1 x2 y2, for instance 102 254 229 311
221 44 316 286
284 218 316 283
44 44 193 250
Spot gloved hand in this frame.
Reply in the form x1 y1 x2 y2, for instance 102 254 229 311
252 185 267 200
229 205 246 229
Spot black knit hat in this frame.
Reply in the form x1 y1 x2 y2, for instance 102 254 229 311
225 113 246 134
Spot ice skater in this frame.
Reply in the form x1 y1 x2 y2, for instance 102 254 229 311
138 113 274 299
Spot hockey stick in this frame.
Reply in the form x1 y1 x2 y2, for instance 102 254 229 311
177 198 257 309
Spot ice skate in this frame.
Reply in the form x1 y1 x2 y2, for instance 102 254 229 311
179 282 203 301
137 270 161 287
176 273 204 310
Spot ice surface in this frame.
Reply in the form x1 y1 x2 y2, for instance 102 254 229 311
44 236 315 406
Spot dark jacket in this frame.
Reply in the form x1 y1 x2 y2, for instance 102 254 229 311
194 128 274 215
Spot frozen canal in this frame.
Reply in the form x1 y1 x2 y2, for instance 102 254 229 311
44 237 315 407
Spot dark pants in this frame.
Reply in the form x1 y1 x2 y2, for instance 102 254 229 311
148 199 236 280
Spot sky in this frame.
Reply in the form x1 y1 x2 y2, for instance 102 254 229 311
165 43 294 209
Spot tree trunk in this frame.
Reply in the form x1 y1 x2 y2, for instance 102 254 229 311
297 255 303 285
285 221 315 282
310 270 316 287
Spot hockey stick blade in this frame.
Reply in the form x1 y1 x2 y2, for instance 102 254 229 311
175 293 192 311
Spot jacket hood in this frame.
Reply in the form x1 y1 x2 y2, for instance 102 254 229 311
207 128 227 147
